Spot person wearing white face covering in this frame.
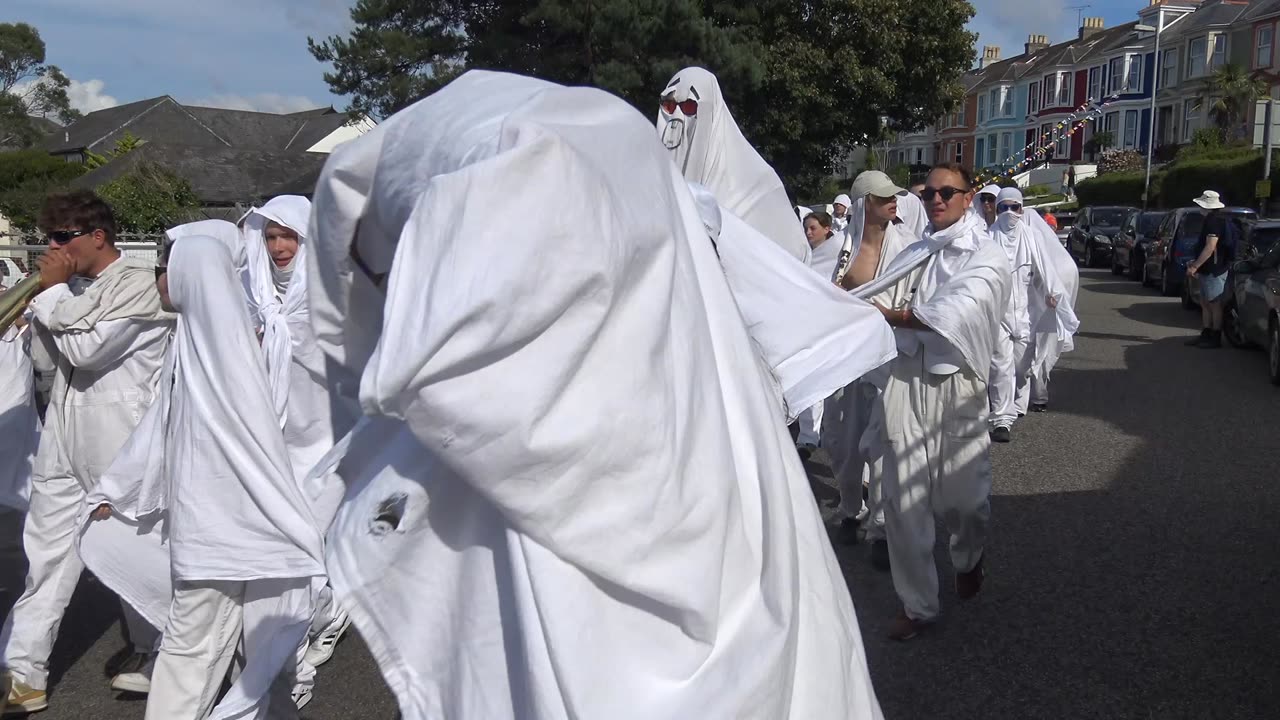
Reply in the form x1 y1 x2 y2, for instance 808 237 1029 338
241 197 355 708
849 163 1011 641
987 187 1036 442
306 69 885 720
658 67 811 264
822 171 926 562
2 191 173 714
94 234 325 720
832 193 852 233
1021 208 1080 413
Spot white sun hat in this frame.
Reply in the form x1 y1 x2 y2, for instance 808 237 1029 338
1192 190 1225 210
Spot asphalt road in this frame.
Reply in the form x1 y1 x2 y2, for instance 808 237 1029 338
5 267 1280 719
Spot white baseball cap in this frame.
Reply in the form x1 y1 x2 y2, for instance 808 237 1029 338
850 171 908 200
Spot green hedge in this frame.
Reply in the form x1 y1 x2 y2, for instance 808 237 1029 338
1075 171 1152 208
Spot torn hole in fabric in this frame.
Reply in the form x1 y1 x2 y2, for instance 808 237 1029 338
370 493 408 537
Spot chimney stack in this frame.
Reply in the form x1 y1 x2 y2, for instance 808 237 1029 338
979 45 1002 69
1079 16 1105 41
1025 34 1050 56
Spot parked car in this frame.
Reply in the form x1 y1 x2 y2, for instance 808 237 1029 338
1143 206 1257 299
1112 210 1168 280
1068 206 1136 267
1220 221 1280 383
1048 209 1076 246
0 257 28 286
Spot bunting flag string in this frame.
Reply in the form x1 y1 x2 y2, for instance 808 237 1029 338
973 93 1121 186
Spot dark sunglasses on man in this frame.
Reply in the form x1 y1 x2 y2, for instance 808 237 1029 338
919 186 969 203
47 229 93 245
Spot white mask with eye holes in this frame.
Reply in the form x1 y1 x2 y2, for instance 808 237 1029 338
658 74 702 174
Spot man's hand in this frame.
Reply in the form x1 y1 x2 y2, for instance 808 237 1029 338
89 503 112 521
1186 263 1198 278
36 249 76 290
1046 295 1059 309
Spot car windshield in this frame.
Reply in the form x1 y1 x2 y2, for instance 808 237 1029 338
1092 209 1128 226
1139 213 1165 235
1252 227 1280 254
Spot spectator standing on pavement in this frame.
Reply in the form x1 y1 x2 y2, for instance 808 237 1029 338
1186 190 1232 349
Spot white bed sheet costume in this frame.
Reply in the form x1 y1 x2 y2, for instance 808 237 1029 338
1 252 172 698
305 70 884 720
849 196 1012 626
658 67 811 264
987 188 1079 429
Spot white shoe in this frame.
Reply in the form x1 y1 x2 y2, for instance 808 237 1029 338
292 686 314 710
109 652 154 694
304 609 351 668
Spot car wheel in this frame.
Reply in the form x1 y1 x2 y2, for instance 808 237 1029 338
1128 252 1143 281
1181 282 1196 310
1223 303 1252 349
1141 262 1153 287
1085 243 1095 268
1269 316 1280 386
1160 264 1177 297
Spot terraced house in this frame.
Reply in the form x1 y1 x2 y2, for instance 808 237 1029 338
882 0 1280 177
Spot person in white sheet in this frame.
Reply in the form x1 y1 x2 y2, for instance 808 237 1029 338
975 184 1001 228
658 66 811 263
986 187 1079 441
0 292 38 624
241 198 354 708
823 171 926 564
0 191 173 714
852 163 1011 641
1023 208 1080 413
832 193 853 233
795 210 841 455
124 234 325 720
307 69 885 720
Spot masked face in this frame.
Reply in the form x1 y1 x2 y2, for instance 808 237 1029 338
658 75 703 174
996 210 1023 234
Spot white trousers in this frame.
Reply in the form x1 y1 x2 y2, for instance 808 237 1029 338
988 330 1031 429
0 475 157 689
1027 332 1060 408
880 354 992 621
796 401 824 448
146 581 297 720
822 380 885 539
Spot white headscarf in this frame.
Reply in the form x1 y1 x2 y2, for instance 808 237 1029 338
308 69 883 720
242 196 312 424
658 67 811 263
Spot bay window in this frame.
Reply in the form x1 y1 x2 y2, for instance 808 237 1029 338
1188 37 1207 78
1257 24 1274 69
1088 66 1103 101
1029 81 1041 113
1160 48 1178 89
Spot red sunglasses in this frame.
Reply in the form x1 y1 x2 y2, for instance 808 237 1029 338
660 98 699 116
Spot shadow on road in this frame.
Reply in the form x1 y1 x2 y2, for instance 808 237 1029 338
1117 301 1199 331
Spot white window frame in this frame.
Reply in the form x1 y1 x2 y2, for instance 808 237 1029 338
1161 48 1178 89
1188 36 1208 78
999 132 1011 162
978 95 987 123
1000 86 1013 117
1088 66 1103 101
1104 111 1118 138
1210 32 1227 70
1028 81 1041 114
1183 97 1203 141
1056 127 1070 158
1042 74 1055 107
954 141 964 164
1108 57 1125 95
987 133 998 165
989 89 999 119
1055 71 1072 106
975 137 986 165
1123 109 1139 148
1257 24 1274 69
1127 54 1142 94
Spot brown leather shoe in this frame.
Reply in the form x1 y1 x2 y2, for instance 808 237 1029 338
956 556 985 600
887 610 932 641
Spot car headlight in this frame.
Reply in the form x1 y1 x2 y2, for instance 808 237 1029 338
1093 234 1112 246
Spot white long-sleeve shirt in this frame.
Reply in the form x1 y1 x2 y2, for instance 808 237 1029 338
28 278 171 489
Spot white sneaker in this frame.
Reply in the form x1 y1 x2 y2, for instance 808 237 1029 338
303 609 352 668
292 685 314 710
110 652 154 694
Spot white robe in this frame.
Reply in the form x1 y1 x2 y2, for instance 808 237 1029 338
658 67 811 263
307 69 883 720
0 324 37 512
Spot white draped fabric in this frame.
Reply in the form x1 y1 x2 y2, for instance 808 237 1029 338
307 70 883 720
657 67 810 263
0 325 37 512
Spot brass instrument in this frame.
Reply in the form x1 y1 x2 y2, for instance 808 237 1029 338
0 272 42 334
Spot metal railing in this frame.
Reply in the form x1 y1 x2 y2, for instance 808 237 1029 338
0 242 161 277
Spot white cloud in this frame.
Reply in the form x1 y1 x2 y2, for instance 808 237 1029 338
67 79 119 113
190 93 325 114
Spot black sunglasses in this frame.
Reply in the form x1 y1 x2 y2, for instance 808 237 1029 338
998 203 1023 213
47 229 93 245
920 186 969 203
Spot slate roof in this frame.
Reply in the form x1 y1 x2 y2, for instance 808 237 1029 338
45 96 350 155
69 142 330 206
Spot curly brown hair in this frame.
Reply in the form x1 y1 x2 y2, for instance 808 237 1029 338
37 190 119 245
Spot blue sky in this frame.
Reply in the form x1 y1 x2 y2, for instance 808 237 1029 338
3 0 1148 116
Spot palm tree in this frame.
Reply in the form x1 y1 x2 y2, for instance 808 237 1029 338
1208 63 1271 141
